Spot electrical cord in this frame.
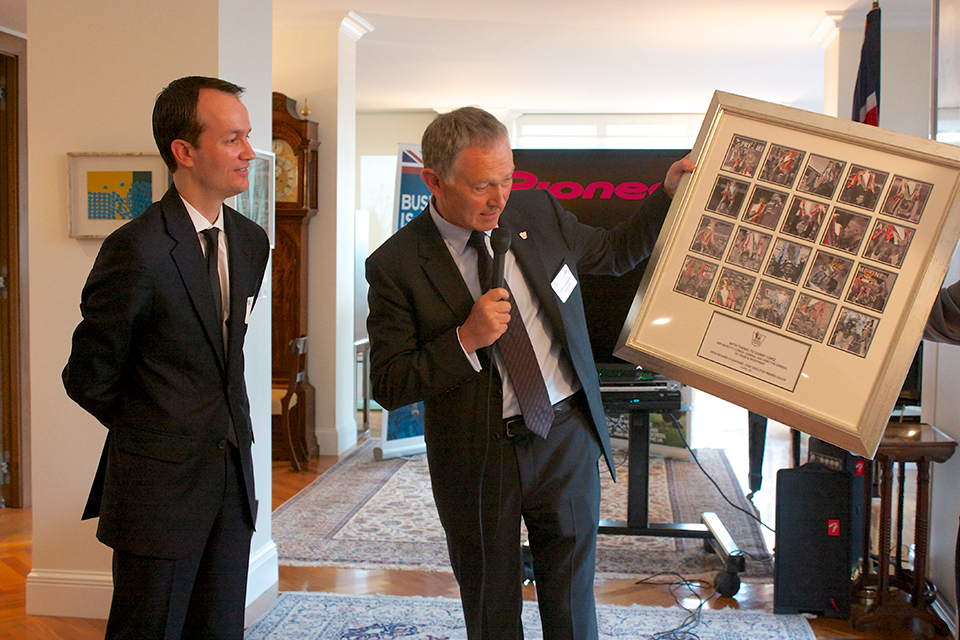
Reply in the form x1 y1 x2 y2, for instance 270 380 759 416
474 343 498 638
664 411 777 539
634 571 714 640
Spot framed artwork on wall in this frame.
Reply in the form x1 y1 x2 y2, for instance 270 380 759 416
615 91 960 457
232 148 275 248
68 152 169 238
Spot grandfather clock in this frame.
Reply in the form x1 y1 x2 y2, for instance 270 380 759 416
272 91 318 456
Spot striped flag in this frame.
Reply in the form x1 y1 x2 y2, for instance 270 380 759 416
852 4 881 126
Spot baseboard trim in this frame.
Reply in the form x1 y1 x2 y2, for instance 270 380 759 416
244 580 278 628
25 568 112 618
26 542 280 623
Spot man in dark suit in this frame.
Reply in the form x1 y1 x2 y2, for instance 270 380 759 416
366 106 693 639
63 76 270 639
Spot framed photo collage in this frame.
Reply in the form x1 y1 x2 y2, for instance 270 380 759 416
616 92 960 457
682 135 932 359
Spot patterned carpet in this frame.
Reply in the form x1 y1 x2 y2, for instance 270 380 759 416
245 592 814 640
272 440 773 579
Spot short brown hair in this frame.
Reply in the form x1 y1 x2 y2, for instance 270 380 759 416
153 76 245 172
421 107 509 180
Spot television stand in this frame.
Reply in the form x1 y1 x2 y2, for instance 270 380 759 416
597 401 747 596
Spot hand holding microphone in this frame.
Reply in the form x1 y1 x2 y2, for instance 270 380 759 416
490 227 511 289
459 228 513 354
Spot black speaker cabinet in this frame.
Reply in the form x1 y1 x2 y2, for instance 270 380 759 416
774 463 852 618
807 437 867 574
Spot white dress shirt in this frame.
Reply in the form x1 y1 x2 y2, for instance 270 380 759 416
429 201 580 418
183 197 230 345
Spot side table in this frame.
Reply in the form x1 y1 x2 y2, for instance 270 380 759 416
853 422 956 634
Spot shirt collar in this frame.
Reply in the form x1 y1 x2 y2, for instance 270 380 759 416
181 196 225 234
429 197 487 255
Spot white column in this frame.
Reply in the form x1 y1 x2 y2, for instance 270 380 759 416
273 11 373 455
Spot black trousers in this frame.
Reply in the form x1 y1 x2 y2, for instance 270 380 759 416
434 397 602 640
104 445 253 640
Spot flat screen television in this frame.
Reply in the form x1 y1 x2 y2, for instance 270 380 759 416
512 149 688 367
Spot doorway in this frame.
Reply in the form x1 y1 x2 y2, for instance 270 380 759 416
0 34 27 508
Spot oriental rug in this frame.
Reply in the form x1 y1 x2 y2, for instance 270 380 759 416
245 592 814 640
273 440 773 579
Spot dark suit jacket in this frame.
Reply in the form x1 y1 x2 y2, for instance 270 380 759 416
365 187 671 481
926 280 960 344
63 185 270 559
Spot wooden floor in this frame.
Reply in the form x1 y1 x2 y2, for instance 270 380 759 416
0 397 953 639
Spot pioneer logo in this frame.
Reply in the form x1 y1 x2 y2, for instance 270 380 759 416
511 171 662 201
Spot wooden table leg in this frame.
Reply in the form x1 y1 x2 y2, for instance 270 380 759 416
854 455 893 631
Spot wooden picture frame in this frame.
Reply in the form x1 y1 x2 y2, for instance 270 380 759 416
68 152 169 238
615 91 960 457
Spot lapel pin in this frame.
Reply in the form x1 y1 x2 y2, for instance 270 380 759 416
519 231 528 240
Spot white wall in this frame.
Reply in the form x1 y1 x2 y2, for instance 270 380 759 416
355 110 435 253
25 0 276 618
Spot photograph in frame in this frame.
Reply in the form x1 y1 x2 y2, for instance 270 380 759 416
689 215 735 259
720 134 766 178
741 186 787 230
845 264 898 314
779 196 828 242
709 267 756 314
674 257 719 302
838 163 890 211
232 148 276 248
68 152 169 238
828 307 880 359
747 280 796 329
798 154 847 200
764 238 812 286
820 208 870 255
705 175 749 218
615 91 960 457
786 293 837 343
726 227 772 272
758 143 806 189
802 251 855 299
862 220 914 268
880 175 933 223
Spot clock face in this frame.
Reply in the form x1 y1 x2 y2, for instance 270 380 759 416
273 138 299 203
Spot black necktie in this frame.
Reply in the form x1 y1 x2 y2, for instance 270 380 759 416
201 227 237 445
468 230 554 438
201 228 224 329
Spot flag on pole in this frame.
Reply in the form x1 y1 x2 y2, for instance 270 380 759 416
852 4 881 126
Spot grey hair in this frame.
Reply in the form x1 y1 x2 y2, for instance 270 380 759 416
421 107 509 180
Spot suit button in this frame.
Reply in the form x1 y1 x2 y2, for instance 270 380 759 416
218 439 227 450
491 433 501 441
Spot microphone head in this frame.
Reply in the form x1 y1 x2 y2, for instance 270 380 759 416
490 227 512 255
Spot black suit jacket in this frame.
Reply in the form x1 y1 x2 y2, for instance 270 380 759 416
63 186 270 559
366 187 670 480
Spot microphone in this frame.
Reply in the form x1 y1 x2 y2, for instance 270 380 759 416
490 228 512 290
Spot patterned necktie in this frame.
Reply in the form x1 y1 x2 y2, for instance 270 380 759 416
468 230 554 438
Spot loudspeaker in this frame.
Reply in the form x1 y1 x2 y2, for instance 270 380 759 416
807 437 867 575
773 463 852 618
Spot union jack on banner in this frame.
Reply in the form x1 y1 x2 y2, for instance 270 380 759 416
852 4 881 126
400 148 424 174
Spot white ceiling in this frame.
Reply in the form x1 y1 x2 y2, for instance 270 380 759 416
2 1 933 116
275 0 931 116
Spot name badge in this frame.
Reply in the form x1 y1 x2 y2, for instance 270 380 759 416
244 296 255 324
551 264 577 303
